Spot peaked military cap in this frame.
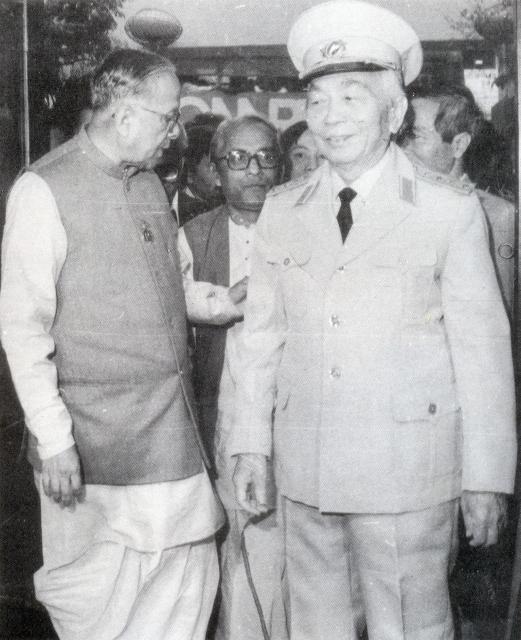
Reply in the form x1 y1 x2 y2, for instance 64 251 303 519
287 0 422 85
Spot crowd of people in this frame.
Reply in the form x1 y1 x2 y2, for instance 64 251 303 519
0 1 517 639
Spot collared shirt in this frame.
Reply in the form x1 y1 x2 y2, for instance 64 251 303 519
0 171 222 554
330 146 392 222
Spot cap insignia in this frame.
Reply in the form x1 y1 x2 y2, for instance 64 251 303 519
321 40 347 59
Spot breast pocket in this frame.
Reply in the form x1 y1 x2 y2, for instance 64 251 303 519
373 246 438 322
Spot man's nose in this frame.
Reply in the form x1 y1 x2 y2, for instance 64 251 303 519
246 156 261 175
324 96 348 125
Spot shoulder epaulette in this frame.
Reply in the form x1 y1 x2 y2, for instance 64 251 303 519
266 173 314 198
413 163 474 195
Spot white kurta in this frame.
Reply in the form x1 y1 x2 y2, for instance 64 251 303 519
1 172 223 640
178 217 287 640
178 218 254 507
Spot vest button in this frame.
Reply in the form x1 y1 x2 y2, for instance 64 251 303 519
283 258 290 266
329 367 341 379
330 314 340 327
428 403 437 415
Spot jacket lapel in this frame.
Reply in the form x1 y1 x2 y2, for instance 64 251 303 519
286 165 343 285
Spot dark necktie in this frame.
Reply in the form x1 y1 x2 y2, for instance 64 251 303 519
337 187 357 243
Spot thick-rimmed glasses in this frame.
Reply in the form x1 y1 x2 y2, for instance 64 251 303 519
135 104 181 135
216 149 280 171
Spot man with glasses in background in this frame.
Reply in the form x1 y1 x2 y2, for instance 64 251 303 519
0 49 223 640
178 115 287 640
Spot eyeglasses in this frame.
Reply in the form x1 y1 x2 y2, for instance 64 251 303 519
216 149 280 171
135 104 181 135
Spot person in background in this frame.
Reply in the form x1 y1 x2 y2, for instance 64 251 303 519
280 120 323 181
155 123 188 213
0 49 223 640
178 123 224 225
178 116 287 640
230 2 516 639
402 83 516 314
49 75 93 149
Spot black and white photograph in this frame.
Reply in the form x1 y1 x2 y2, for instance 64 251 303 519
0 1 519 638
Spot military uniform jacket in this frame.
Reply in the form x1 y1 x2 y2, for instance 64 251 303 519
230 143 516 514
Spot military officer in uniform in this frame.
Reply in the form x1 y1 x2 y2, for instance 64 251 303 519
230 2 516 639
402 83 516 315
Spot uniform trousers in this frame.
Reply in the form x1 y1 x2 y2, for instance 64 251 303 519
282 496 458 640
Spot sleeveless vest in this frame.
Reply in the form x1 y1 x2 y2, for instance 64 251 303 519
183 207 230 464
29 128 206 484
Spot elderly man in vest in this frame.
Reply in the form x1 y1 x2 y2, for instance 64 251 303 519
0 49 223 640
401 83 516 315
230 2 516 639
178 115 287 640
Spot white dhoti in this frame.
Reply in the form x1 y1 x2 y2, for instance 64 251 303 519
34 470 223 640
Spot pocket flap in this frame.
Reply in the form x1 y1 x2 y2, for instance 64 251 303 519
266 244 311 269
392 384 460 422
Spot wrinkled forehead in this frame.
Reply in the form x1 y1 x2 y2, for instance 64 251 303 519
138 71 180 105
222 122 278 151
308 71 384 95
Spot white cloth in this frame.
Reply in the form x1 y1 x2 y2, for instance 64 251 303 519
282 496 457 640
215 509 288 640
179 218 287 639
0 172 222 562
34 523 219 640
179 218 255 507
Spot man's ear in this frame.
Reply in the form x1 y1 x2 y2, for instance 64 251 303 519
451 131 472 159
389 95 409 135
211 161 221 187
112 103 133 138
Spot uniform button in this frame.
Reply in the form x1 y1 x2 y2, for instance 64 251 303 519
330 314 340 327
428 403 437 415
284 258 291 266
329 367 341 379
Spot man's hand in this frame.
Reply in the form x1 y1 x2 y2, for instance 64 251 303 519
460 490 507 547
228 276 249 305
233 453 269 515
41 445 83 507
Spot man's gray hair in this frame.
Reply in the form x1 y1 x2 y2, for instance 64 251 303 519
91 48 177 111
210 115 280 162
